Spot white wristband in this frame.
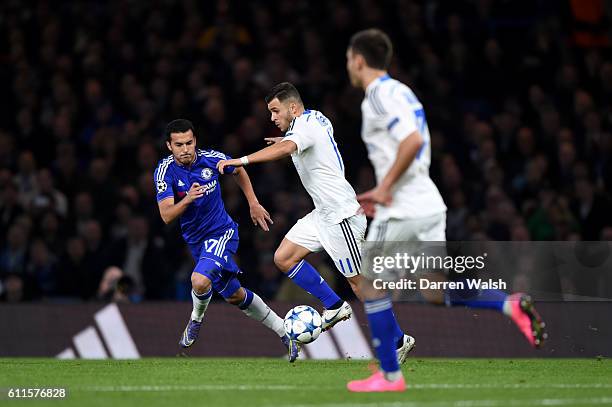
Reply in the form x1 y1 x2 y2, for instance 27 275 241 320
240 156 249 166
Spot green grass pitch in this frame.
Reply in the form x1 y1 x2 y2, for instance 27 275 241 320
1 358 611 406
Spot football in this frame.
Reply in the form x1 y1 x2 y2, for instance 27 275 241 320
284 305 323 344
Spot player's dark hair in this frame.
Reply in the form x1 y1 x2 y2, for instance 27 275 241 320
165 119 195 142
349 28 393 70
265 82 303 105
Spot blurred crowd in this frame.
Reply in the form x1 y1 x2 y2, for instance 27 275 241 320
0 0 611 302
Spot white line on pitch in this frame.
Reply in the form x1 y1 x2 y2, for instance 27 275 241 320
284 397 612 407
80 383 612 392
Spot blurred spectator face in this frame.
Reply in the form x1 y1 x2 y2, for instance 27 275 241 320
558 128 574 143
16 108 33 133
0 133 15 161
41 211 59 234
115 202 132 223
450 190 465 209
574 90 593 116
540 108 560 135
558 64 577 90
7 224 27 250
601 63 612 91
441 155 462 190
137 143 157 171
89 158 109 183
52 111 72 141
74 192 94 218
516 127 535 157
484 39 502 64
2 182 18 207
127 217 148 242
170 89 187 113
138 172 154 199
473 122 493 144
30 240 50 267
558 142 575 169
479 138 496 162
528 85 547 110
574 179 593 201
204 97 225 125
82 220 102 249
56 143 77 174
37 169 54 193
66 237 86 261
17 151 36 175
233 58 252 83
4 274 24 302
166 130 196 166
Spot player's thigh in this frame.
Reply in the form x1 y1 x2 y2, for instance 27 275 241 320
194 256 241 298
414 212 447 241
275 238 314 268
319 214 366 278
278 211 323 269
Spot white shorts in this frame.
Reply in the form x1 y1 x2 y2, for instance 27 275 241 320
367 212 447 242
363 212 447 281
285 210 367 278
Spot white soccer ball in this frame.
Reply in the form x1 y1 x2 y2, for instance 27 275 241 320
284 305 322 344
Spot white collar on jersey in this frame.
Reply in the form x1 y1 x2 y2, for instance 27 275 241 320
365 73 392 95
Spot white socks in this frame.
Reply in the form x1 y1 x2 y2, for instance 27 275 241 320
241 291 286 337
191 289 212 322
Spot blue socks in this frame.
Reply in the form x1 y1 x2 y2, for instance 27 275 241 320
287 260 342 309
238 288 255 310
364 296 400 374
446 287 508 312
391 309 405 347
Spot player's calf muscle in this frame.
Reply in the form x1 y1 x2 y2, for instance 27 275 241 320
225 287 245 305
347 275 364 301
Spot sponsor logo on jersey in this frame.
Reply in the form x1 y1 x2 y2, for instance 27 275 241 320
201 179 217 195
178 179 185 187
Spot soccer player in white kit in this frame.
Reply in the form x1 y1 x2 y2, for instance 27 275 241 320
345 29 545 392
218 82 414 360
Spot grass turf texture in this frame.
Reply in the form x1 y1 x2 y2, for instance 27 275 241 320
1 358 611 407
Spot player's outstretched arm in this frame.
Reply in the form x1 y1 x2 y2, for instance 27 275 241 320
231 167 273 231
216 140 297 174
357 130 423 215
157 182 204 224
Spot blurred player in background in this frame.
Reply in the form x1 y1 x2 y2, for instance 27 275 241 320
154 119 299 362
218 83 414 362
345 29 546 392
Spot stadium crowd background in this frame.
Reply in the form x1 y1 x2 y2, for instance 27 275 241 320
0 0 611 302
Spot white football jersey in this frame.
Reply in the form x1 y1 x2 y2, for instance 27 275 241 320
361 75 447 220
283 109 361 224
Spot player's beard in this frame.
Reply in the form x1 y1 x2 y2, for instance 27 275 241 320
282 112 294 132
178 153 193 165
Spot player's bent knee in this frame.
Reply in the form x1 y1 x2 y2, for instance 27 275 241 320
273 249 293 273
191 272 212 295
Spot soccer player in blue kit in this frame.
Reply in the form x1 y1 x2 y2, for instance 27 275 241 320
154 119 299 362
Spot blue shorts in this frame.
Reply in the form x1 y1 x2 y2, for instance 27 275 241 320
188 226 242 299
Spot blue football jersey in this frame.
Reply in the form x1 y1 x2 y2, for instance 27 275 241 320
153 149 237 245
